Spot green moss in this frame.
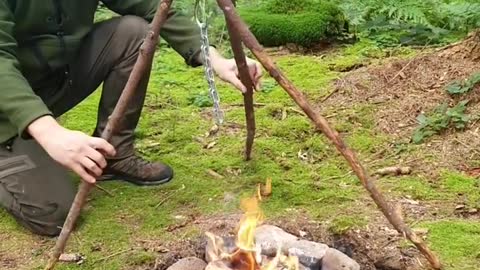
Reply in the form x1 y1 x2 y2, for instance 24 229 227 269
239 4 347 47
329 215 368 234
421 221 480 270
127 251 157 266
390 176 441 201
441 171 480 207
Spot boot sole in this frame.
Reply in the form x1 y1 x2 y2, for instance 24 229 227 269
99 173 174 186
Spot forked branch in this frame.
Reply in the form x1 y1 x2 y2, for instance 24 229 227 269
216 0 442 269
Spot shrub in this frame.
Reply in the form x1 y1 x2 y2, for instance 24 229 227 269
239 2 347 47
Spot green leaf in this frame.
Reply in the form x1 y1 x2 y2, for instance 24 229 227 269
412 129 425 144
417 114 428 125
446 83 467 94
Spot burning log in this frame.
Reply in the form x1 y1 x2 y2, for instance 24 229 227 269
215 0 442 269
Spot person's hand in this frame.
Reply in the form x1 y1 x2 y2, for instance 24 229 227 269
208 47 263 93
27 116 116 184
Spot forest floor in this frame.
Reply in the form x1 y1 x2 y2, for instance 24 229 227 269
1 36 480 270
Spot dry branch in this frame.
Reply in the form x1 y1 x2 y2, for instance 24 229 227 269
225 3 256 161
375 166 412 176
216 0 442 269
44 1 174 269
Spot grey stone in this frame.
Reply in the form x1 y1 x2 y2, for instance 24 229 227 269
285 240 328 269
299 264 312 270
205 233 238 263
167 257 207 270
321 248 360 270
254 225 298 256
205 260 231 270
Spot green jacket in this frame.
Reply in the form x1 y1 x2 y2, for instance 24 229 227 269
0 0 202 144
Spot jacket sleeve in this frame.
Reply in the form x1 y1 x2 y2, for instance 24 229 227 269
0 1 53 138
101 0 203 67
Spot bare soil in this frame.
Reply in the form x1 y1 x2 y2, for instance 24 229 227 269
324 31 480 175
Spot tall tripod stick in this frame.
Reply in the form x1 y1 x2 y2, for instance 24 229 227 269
225 9 256 161
216 0 441 269
44 0 174 269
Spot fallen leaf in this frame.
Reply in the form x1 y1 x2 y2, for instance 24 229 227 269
207 124 220 137
205 141 217 149
281 108 287 120
226 167 242 176
297 150 308 161
261 178 272 197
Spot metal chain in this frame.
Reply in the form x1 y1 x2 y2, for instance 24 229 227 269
195 0 224 125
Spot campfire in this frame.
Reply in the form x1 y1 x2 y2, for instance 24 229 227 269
204 196 299 270
163 187 360 270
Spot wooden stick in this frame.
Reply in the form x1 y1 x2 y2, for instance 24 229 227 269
44 1 174 269
215 0 442 269
225 0 256 161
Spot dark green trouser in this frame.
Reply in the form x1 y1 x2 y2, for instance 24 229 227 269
0 15 150 236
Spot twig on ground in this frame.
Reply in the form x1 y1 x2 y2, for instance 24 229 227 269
91 248 134 265
288 107 305 116
321 171 353 182
229 103 266 108
454 138 480 156
94 184 114 197
206 169 224 179
321 87 340 103
388 41 432 84
155 184 186 209
216 1 442 268
375 166 412 177
44 1 174 269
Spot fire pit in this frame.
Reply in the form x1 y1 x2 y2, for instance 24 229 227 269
166 196 360 270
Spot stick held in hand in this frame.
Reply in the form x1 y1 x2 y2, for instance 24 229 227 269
44 1 174 269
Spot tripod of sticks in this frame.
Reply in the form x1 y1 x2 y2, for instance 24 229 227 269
44 0 442 269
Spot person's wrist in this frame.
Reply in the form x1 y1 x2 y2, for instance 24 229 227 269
27 116 63 142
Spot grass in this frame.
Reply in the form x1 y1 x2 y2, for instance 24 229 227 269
0 40 479 270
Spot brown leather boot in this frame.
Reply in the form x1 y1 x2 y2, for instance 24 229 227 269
100 155 174 186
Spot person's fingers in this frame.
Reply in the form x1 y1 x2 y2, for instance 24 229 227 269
247 61 263 91
84 146 107 169
254 62 264 91
225 73 247 93
72 163 96 184
80 157 103 177
89 137 116 157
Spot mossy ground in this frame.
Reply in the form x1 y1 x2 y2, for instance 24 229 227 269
1 40 479 270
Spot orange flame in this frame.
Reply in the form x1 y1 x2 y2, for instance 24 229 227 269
231 195 298 270
236 196 264 251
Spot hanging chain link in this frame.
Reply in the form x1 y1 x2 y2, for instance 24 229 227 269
195 0 224 125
